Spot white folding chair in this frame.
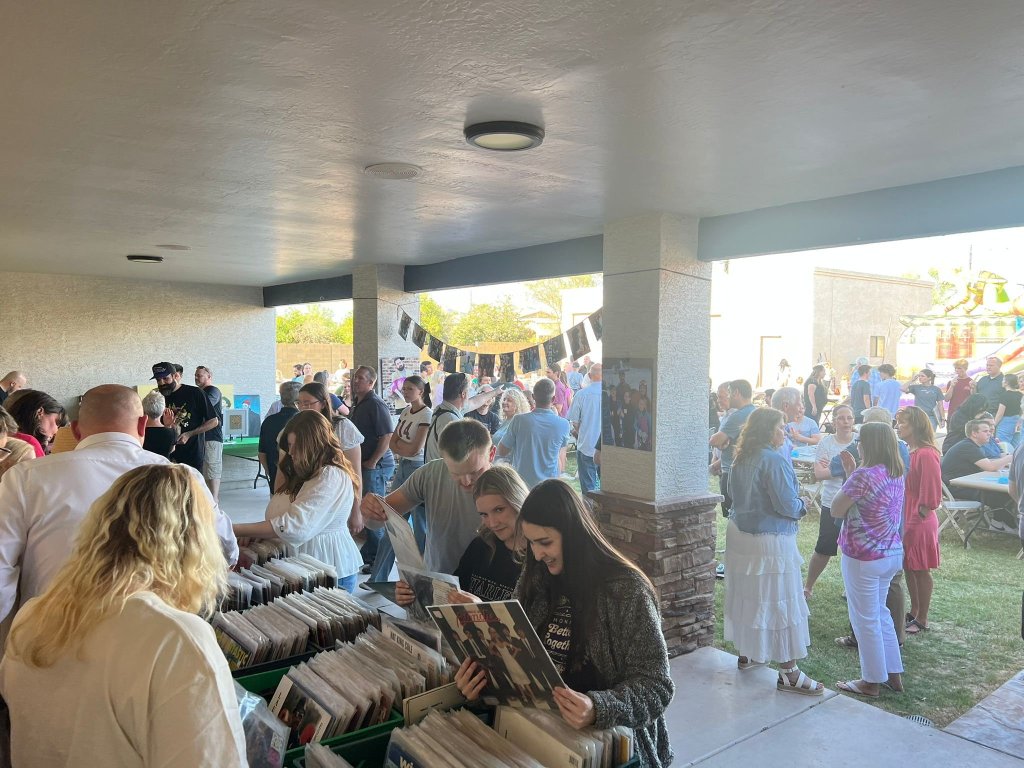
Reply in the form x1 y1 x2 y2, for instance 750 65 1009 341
938 481 983 549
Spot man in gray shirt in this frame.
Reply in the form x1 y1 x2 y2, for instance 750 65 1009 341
361 418 496 574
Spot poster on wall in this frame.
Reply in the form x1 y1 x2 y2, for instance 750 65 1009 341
542 335 566 367
566 323 591 360
604 358 654 451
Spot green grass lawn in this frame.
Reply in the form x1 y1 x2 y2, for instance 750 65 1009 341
709 481 1024 725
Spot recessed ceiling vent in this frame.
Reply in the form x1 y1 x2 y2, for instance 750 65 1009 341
363 163 423 180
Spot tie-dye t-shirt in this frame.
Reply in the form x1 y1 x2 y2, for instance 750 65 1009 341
838 464 905 561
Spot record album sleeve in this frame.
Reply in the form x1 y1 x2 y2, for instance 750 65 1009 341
542 335 567 367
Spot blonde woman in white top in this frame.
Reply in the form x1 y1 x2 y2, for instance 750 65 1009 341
0 464 246 767
803 404 856 599
235 410 363 591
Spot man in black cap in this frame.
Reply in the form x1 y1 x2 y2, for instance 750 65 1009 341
151 362 218 472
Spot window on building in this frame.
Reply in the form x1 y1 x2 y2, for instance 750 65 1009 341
869 335 886 358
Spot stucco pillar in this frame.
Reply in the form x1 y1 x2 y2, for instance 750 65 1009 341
352 265 418 373
590 213 721 656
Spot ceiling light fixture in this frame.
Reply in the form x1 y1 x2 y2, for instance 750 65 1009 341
126 254 164 264
464 121 544 151
363 163 423 180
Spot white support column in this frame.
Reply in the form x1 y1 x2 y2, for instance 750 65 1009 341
601 213 713 500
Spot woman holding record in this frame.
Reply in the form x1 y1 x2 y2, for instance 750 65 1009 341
454 479 674 768
395 465 528 605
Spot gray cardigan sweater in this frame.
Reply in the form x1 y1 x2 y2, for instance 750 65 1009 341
518 569 675 768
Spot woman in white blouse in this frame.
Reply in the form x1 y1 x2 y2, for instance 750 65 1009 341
234 410 363 591
0 464 246 767
297 382 364 531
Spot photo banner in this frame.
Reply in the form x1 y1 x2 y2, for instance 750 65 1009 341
567 322 591 360
411 323 427 349
519 346 541 373
589 309 603 341
460 351 477 375
478 354 495 379
442 344 459 372
427 335 444 362
498 353 515 382
398 311 413 341
542 335 566 367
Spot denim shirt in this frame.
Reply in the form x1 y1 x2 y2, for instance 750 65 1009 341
729 447 806 535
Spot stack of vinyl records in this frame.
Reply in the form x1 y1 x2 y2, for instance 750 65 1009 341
213 587 378 670
303 743 355 768
224 554 339 611
385 707 634 768
239 539 289 565
267 625 450 751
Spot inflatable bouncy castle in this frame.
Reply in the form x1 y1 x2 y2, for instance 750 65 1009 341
897 271 1024 379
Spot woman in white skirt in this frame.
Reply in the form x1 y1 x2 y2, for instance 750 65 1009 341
725 407 823 696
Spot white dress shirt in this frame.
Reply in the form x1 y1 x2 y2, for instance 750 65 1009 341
0 432 239 623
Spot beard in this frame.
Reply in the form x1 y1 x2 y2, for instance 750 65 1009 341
157 383 176 396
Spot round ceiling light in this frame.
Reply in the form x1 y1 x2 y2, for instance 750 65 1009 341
464 121 544 151
126 254 164 264
363 163 423 180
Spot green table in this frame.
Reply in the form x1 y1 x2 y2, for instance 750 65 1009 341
222 437 267 487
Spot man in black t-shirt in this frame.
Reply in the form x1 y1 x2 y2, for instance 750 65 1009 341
151 362 218 472
195 365 225 500
942 418 1014 520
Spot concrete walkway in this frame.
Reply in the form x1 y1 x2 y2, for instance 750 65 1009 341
218 483 1022 766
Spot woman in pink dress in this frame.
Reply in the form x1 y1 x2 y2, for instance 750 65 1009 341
895 406 942 636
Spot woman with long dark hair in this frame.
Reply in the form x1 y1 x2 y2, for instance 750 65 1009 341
454 480 673 768
232 410 362 591
0 464 246 766
724 408 821 695
803 365 828 424
4 389 66 456
830 422 906 696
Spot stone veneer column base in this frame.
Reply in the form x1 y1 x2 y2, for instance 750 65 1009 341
588 489 722 657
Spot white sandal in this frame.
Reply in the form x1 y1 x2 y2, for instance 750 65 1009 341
777 665 824 696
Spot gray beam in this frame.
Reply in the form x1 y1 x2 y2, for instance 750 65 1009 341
403 235 603 292
698 165 1024 262
262 274 353 307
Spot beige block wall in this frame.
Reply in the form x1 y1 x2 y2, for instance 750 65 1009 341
0 271 276 413
812 268 933 376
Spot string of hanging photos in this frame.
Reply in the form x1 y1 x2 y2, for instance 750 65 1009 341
396 308 603 379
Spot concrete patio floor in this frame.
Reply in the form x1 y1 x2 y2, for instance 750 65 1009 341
217 481 1022 766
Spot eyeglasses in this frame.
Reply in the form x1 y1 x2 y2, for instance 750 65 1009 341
296 398 323 409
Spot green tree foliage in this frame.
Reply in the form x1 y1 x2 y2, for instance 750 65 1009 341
417 294 456 340
524 274 600 334
276 306 353 343
450 297 537 347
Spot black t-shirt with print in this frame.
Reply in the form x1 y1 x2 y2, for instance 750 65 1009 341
540 592 604 693
163 384 215 470
453 537 521 602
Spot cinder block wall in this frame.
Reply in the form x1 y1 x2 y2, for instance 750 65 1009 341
0 271 276 414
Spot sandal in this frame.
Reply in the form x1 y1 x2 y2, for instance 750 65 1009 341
837 679 880 698
777 666 824 696
905 618 928 635
737 656 766 670
834 635 858 649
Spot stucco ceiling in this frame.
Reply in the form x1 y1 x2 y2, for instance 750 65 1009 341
3 0 1024 287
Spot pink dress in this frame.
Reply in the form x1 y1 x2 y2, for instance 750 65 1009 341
903 446 942 570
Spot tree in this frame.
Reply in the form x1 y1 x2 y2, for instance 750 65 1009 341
524 274 600 334
276 306 352 343
451 297 537 347
418 294 456 340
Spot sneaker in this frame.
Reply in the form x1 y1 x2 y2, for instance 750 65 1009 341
715 562 726 579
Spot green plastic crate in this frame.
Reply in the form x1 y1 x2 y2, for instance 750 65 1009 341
282 710 402 768
290 729 393 768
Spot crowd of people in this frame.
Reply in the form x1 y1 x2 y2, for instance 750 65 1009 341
0 355 680 768
710 353 1024 699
